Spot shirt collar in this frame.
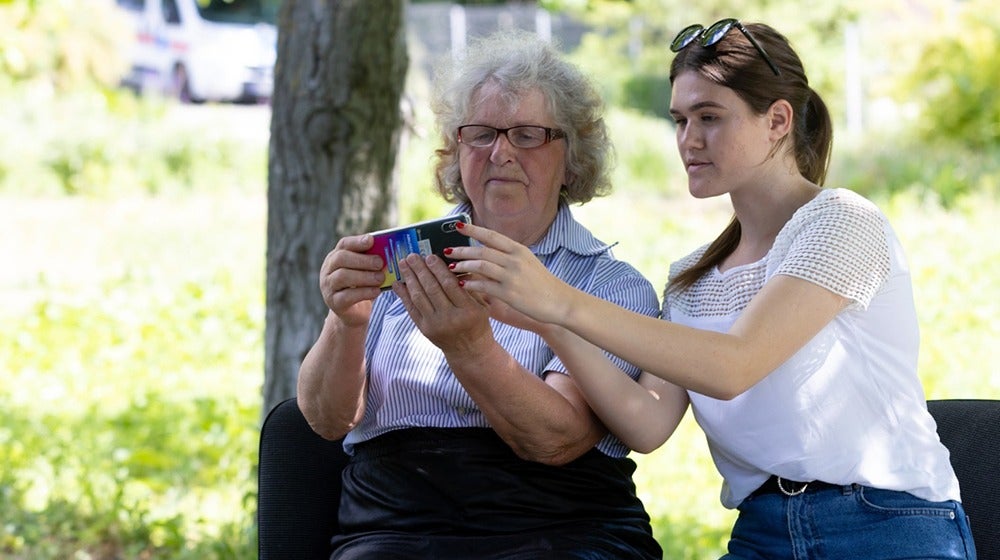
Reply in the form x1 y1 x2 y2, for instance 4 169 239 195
454 201 613 258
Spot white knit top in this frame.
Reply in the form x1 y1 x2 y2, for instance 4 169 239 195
664 188 960 509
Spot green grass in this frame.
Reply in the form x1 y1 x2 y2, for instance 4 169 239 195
1 100 998 558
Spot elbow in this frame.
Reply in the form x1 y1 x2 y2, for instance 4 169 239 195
297 396 357 441
712 387 745 401
711 376 759 401
523 447 580 467
508 436 589 467
621 429 672 454
305 414 352 441
629 440 663 455
697 369 759 401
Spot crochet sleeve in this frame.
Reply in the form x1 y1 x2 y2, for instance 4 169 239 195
771 192 890 309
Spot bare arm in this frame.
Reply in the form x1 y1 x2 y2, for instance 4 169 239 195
452 223 847 399
394 253 605 465
296 234 386 440
539 323 689 453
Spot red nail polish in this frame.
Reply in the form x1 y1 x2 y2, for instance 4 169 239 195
458 279 465 287
456 221 465 229
443 247 453 255
448 263 456 270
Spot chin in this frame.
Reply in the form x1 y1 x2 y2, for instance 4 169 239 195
688 180 725 200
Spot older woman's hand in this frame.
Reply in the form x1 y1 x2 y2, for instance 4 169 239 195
319 234 386 326
447 222 574 325
394 253 493 356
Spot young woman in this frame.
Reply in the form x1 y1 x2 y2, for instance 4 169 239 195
448 19 977 559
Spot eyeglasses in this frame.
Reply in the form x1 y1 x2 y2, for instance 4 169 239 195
670 18 781 77
457 125 566 149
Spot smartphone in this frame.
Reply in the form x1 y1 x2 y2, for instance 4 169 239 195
365 213 472 290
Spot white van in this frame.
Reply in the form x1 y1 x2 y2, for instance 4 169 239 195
116 0 277 103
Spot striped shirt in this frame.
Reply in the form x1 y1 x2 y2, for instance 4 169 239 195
344 202 660 457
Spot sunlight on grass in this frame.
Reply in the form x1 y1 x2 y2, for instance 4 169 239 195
1 101 997 558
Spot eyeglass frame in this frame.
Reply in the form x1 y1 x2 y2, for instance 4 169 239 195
457 125 566 149
670 18 781 77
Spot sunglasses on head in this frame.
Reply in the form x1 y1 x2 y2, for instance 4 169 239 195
670 18 781 76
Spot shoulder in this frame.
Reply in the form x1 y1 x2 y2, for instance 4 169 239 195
776 188 889 258
590 251 659 314
668 244 710 281
771 188 893 307
791 188 887 233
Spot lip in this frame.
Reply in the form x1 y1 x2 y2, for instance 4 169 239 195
486 176 524 185
685 160 711 173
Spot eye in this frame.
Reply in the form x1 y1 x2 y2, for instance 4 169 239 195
468 129 494 144
511 127 544 144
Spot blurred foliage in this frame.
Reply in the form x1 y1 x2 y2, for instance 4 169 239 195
895 0 1000 148
0 86 266 197
552 0 882 121
831 135 1000 207
1 0 998 557
0 0 132 94
1 269 262 559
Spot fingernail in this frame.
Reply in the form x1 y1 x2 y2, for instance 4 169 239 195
448 263 456 270
456 221 465 229
443 247 453 255
458 279 465 287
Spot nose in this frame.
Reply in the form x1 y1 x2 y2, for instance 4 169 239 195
676 122 703 151
489 133 517 164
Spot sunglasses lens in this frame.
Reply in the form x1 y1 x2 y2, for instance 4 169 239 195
701 19 736 47
670 24 704 52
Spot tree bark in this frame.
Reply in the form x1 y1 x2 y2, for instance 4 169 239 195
263 0 408 418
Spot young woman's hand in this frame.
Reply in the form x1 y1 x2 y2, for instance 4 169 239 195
447 222 574 325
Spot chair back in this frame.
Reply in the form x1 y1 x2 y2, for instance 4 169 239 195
927 398 1000 559
257 397 348 560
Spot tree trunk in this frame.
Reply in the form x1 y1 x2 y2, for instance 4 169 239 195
263 0 408 418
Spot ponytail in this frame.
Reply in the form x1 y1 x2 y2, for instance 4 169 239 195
797 88 833 185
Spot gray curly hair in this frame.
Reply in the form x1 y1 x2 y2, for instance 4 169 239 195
430 29 613 205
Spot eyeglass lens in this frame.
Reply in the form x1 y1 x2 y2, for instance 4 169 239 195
459 125 560 149
670 24 704 52
702 20 736 46
669 18 781 76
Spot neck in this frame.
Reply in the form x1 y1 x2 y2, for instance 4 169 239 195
723 175 820 269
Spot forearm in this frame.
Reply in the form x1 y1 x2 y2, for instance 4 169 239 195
445 340 602 465
296 311 368 440
542 325 687 453
558 287 757 399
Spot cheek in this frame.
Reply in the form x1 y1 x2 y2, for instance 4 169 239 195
458 151 484 177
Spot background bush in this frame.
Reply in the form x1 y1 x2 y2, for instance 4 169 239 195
1 0 998 558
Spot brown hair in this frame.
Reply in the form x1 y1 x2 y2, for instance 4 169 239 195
666 23 833 294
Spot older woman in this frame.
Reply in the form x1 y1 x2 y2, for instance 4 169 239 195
296 30 663 559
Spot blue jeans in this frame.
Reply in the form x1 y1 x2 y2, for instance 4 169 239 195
722 484 977 559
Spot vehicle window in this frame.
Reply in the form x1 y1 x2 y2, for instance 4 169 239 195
116 0 144 12
195 0 276 25
162 0 181 24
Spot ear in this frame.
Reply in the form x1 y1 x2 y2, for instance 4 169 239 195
766 99 794 142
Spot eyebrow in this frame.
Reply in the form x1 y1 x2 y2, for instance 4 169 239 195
669 100 727 116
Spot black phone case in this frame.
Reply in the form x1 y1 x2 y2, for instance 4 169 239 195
366 213 472 289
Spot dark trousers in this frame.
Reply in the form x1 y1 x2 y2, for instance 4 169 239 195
331 427 663 560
